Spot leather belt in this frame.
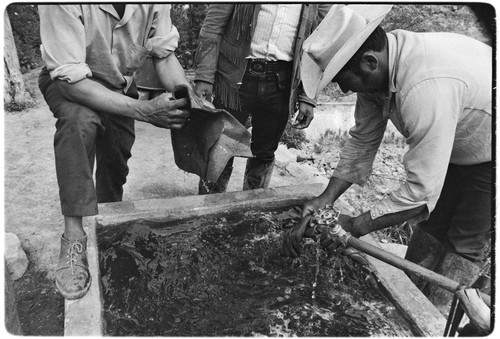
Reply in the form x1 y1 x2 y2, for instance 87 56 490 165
246 59 292 76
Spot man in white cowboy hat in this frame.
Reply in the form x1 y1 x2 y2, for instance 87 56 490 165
283 4 492 315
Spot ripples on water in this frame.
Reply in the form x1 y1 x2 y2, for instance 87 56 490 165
98 207 413 336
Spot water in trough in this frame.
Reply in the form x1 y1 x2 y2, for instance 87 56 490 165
98 206 413 336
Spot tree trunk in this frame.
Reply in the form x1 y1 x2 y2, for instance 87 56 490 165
4 11 35 111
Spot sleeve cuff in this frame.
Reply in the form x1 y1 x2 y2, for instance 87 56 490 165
49 63 92 83
369 196 430 224
148 26 180 58
298 94 317 107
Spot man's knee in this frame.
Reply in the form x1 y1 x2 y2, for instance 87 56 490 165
54 105 102 150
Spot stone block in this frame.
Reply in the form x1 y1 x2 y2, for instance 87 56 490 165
5 232 29 280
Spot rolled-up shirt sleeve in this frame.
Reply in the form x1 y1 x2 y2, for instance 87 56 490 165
39 5 92 83
146 5 179 59
333 93 387 185
370 78 464 222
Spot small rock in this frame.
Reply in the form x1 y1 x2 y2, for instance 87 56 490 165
285 162 313 178
304 175 329 187
274 144 297 167
5 233 29 280
286 147 302 156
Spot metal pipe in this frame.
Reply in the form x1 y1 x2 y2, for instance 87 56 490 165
347 236 461 292
344 235 491 308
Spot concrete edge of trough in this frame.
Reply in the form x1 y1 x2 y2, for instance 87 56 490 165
64 215 103 336
63 183 446 336
361 234 447 336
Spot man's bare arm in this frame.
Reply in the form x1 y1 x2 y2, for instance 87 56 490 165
153 53 192 92
56 77 189 129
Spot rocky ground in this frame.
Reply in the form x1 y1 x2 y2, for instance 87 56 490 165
4 68 407 336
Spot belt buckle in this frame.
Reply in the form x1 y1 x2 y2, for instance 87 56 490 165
249 59 267 76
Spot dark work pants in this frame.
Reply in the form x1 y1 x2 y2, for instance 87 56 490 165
38 68 135 217
419 162 492 261
215 66 292 161
238 68 292 161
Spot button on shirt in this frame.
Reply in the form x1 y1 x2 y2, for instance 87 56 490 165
333 30 492 222
39 4 179 91
248 4 302 61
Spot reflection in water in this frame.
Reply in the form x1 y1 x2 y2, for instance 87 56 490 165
99 207 413 336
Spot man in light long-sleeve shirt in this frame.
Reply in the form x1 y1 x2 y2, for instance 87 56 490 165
283 5 491 310
38 4 191 300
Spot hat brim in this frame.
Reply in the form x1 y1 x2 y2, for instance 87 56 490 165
301 52 323 100
301 5 392 99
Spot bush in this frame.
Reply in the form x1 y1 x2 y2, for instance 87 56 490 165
171 4 208 69
384 4 492 44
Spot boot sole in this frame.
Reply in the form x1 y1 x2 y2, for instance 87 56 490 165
55 274 92 300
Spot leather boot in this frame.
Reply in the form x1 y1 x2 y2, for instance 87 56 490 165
405 226 484 317
198 161 233 195
242 158 274 190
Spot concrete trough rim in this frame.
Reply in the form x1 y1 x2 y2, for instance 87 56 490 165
64 184 446 336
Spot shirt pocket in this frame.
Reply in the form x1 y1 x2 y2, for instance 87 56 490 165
123 42 151 75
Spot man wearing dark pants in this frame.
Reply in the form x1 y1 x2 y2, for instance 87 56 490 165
38 4 191 300
283 4 492 315
194 4 331 193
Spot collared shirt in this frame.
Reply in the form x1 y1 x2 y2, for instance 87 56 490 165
333 30 492 221
39 4 179 91
248 4 302 61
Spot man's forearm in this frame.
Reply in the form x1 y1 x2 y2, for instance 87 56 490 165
319 177 353 204
351 204 428 237
154 53 191 92
57 78 151 120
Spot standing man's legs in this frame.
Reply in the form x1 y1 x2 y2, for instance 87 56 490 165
239 62 292 190
417 162 492 261
445 162 492 261
198 61 292 193
405 162 492 315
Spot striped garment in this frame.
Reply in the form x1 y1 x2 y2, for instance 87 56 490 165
248 4 302 61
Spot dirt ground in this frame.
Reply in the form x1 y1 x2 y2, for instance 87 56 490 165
4 66 412 336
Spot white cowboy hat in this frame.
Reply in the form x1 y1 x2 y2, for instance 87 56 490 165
301 4 392 99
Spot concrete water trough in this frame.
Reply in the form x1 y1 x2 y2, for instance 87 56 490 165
63 184 447 336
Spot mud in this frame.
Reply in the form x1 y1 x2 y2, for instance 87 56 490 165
98 207 413 336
